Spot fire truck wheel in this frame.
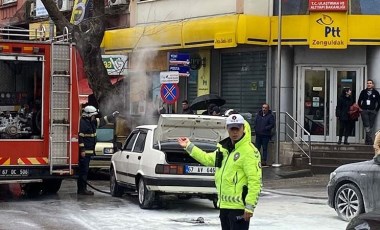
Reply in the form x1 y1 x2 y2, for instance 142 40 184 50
42 179 62 194
23 183 42 197
110 167 124 197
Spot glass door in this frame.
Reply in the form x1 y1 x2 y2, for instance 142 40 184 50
333 68 362 143
301 68 331 141
299 66 363 143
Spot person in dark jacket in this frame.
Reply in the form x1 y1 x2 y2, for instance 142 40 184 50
336 88 355 145
254 103 275 166
358 79 380 145
77 105 119 195
181 100 194 114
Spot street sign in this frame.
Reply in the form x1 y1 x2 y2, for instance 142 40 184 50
160 71 179 84
169 53 190 65
160 83 179 104
169 66 190 77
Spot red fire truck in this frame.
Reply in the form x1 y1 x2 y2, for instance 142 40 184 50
0 28 80 195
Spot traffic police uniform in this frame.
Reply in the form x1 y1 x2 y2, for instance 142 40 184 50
184 115 262 230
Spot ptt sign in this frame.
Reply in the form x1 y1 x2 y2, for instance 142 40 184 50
325 26 341 37
309 12 347 49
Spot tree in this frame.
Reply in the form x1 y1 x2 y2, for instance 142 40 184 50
41 0 124 112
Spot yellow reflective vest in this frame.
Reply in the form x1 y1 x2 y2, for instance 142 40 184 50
185 125 262 213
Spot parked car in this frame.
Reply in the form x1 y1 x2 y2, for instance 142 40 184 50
346 210 380 230
90 123 116 170
327 154 380 221
90 117 130 171
110 114 228 209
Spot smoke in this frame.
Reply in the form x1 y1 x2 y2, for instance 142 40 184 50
101 45 162 131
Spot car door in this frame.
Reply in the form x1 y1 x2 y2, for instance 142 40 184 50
115 131 139 184
126 130 147 185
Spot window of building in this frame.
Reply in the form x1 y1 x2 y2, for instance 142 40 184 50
351 0 380 15
273 0 309 15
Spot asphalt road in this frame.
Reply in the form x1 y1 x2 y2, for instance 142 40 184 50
0 172 347 230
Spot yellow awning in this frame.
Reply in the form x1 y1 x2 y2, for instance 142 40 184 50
103 14 270 53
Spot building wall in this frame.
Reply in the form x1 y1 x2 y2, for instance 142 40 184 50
0 0 27 25
135 0 270 25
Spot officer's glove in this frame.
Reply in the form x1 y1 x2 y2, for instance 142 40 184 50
112 111 120 118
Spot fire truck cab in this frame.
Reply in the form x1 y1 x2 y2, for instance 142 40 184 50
0 28 80 195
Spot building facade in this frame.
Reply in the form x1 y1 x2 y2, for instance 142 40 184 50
102 0 380 145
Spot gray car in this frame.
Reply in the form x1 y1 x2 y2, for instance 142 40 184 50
327 154 380 221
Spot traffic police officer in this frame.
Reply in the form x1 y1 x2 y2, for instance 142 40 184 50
77 105 119 195
178 114 262 230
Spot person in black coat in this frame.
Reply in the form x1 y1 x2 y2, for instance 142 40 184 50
336 88 355 145
254 103 275 166
181 100 194 114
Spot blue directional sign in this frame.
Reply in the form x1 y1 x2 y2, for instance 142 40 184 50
169 53 190 65
169 66 190 77
160 83 179 104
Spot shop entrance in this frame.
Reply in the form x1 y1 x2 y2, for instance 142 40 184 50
297 66 365 143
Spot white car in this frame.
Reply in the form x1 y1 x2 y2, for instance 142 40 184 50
110 114 228 209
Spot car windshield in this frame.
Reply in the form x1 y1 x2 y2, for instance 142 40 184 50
96 128 114 142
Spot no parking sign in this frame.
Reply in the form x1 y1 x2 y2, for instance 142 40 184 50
160 83 179 104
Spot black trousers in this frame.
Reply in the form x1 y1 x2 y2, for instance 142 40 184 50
77 155 91 192
220 209 250 230
338 120 354 140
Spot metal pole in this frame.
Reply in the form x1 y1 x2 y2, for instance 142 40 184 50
273 0 282 167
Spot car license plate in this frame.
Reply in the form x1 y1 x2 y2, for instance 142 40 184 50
0 169 29 177
185 166 215 174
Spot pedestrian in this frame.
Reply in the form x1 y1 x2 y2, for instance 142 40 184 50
78 105 119 195
254 103 275 166
177 114 261 230
181 100 194 114
202 103 216 115
336 88 355 145
358 79 380 145
211 106 221 116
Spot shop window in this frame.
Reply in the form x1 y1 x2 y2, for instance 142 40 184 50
273 0 309 15
0 59 42 139
351 0 380 15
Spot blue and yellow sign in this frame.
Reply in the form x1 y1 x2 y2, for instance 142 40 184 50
70 0 92 25
309 12 347 49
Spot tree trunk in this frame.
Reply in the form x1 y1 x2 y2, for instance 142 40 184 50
40 0 115 113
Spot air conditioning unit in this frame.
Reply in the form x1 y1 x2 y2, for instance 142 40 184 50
109 0 127 7
30 2 36 17
56 0 72 11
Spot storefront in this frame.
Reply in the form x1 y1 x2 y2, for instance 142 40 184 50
102 14 270 124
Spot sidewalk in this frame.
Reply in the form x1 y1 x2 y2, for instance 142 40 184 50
261 166 330 199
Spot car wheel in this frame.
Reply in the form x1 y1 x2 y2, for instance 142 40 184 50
334 183 364 221
138 177 156 209
110 168 124 197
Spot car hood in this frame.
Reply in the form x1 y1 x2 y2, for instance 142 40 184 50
154 114 228 143
335 159 374 173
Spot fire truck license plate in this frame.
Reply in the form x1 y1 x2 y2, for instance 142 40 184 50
0 169 29 177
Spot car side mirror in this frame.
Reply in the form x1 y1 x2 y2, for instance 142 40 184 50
114 142 122 151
